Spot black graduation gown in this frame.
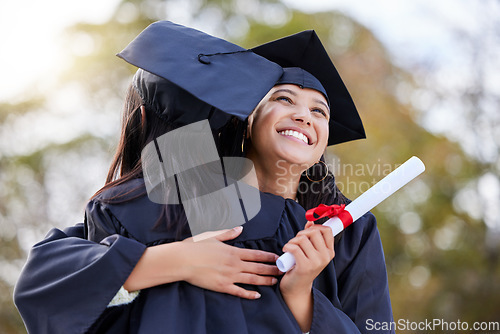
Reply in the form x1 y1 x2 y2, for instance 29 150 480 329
14 178 394 334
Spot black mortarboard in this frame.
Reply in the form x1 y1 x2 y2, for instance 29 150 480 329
118 21 364 146
118 21 283 122
132 69 233 129
252 30 366 145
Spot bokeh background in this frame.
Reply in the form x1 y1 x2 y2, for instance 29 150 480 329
1 0 499 332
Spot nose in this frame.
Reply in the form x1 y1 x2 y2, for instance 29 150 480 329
292 107 312 126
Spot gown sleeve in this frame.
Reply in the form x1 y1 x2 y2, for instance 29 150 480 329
332 212 395 334
296 212 393 334
13 223 146 334
309 287 361 333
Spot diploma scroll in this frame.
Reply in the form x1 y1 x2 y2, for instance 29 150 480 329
276 156 426 272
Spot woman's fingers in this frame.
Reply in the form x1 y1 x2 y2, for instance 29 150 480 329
307 225 335 259
182 226 243 243
213 226 244 241
304 227 329 255
286 235 316 260
238 247 279 263
283 225 335 267
237 273 278 286
240 261 282 276
299 225 333 249
282 242 307 266
226 285 262 300
305 227 334 264
177 231 284 299
319 226 335 253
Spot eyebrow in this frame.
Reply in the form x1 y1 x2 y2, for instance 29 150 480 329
272 88 297 96
314 99 330 114
272 88 330 114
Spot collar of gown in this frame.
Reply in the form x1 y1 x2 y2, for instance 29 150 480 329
94 178 305 244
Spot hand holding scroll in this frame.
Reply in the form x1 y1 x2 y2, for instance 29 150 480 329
277 156 426 272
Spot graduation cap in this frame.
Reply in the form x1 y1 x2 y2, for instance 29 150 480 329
117 20 283 124
252 30 365 145
118 21 365 146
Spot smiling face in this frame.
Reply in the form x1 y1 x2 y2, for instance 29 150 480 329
246 84 330 174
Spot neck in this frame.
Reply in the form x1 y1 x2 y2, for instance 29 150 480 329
245 154 303 200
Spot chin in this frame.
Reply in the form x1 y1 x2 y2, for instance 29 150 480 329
276 150 315 169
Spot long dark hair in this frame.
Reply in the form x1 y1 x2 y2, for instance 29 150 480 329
93 83 171 197
94 83 346 235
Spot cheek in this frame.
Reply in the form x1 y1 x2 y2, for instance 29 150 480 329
248 116 270 148
316 123 329 147
247 110 267 141
250 109 277 138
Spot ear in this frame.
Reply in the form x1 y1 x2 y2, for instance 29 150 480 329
246 114 253 140
245 121 251 139
245 90 268 145
246 102 262 140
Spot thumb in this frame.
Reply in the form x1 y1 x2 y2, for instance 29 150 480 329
214 226 244 242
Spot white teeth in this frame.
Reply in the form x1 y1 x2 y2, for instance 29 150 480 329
278 130 309 144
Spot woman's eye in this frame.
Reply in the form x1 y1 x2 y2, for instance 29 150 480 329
276 96 293 104
312 108 328 118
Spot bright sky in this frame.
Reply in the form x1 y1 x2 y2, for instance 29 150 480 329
0 0 486 101
0 0 120 101
290 0 486 65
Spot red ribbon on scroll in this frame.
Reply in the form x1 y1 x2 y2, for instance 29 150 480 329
305 204 353 229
